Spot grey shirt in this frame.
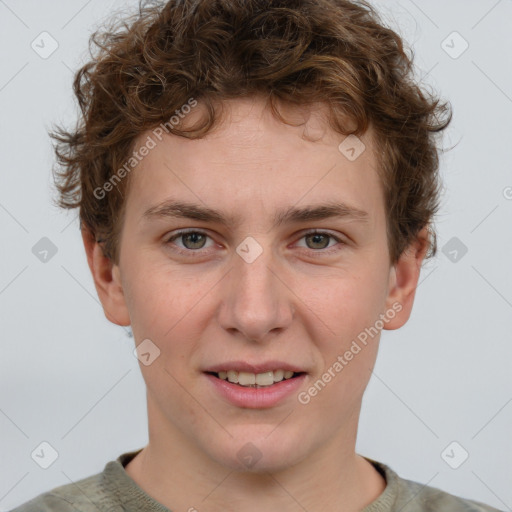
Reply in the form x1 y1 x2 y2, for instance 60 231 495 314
10 449 503 511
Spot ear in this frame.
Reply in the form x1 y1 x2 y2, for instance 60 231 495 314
383 226 430 330
81 224 131 327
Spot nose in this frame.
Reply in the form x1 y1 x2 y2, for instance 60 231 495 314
217 241 294 343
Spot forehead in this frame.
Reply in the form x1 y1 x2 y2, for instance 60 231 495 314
125 96 384 230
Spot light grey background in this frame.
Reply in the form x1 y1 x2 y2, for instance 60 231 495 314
1 0 511 510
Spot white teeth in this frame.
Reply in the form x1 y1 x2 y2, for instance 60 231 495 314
238 371 256 386
217 370 297 387
255 371 274 386
227 370 238 383
273 369 284 382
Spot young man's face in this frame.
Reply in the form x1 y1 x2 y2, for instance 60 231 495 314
87 96 425 472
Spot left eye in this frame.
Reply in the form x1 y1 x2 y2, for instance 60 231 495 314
164 230 343 252
297 231 342 250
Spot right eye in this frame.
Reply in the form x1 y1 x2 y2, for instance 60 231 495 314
164 229 215 253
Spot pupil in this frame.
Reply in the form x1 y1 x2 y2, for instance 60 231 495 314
185 233 205 249
309 234 328 249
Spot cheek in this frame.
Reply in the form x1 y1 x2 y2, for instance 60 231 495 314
297 264 389 339
306 273 386 401
121 261 183 339
123 261 216 366
295 264 389 402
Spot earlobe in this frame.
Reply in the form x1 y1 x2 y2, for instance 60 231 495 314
81 224 131 327
383 226 430 331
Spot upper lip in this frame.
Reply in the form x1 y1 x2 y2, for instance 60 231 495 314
204 361 306 374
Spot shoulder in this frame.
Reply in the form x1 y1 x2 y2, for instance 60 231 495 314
9 471 110 512
394 471 503 512
364 457 503 512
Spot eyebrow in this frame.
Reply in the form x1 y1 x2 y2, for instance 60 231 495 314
141 199 369 229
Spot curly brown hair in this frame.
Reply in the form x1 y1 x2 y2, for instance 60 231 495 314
51 0 452 266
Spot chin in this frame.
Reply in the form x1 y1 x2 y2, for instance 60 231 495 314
203 429 310 473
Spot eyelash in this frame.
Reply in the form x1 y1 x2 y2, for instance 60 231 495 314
163 229 346 257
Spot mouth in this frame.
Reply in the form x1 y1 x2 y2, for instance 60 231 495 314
204 364 308 408
206 370 306 388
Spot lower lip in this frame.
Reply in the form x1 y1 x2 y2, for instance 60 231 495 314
204 373 307 409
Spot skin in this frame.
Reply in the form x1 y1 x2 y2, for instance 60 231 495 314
83 95 429 512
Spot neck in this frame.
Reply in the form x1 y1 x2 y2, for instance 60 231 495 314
125 402 386 512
